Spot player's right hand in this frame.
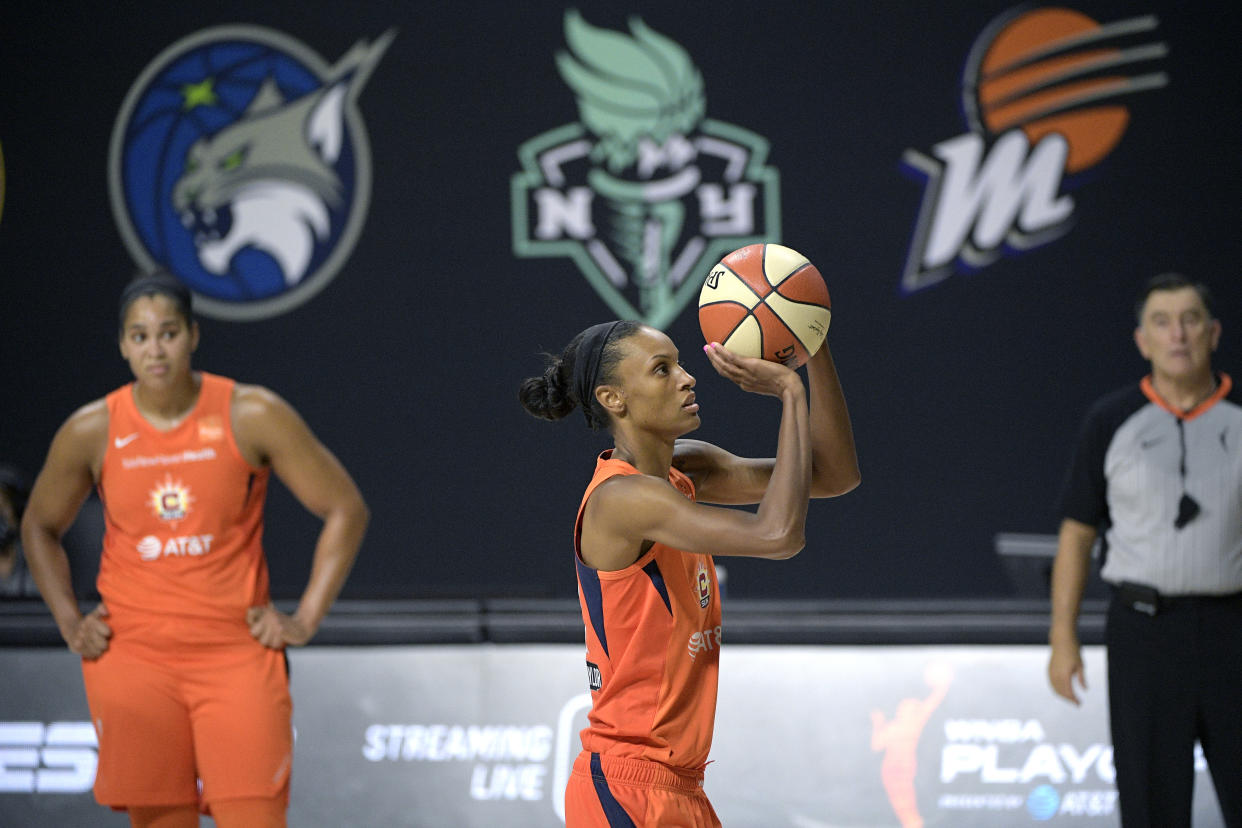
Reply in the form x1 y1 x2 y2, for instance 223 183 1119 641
704 342 801 398
66 603 112 660
1048 641 1087 706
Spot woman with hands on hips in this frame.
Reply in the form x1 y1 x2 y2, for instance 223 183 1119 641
22 272 368 828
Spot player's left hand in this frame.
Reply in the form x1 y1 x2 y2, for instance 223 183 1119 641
704 342 801 397
246 603 314 649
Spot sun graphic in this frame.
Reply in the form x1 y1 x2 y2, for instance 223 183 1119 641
966 9 1168 174
149 476 194 521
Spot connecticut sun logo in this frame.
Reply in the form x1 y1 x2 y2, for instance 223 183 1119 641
512 11 781 329
149 476 193 522
695 561 711 609
109 26 395 320
901 8 1167 292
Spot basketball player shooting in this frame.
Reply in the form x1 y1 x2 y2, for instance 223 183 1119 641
518 300 859 826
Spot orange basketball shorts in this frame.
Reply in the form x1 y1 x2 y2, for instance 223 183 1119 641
564 751 721 828
80 611 292 812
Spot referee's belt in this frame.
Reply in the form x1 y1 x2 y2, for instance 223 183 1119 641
1112 581 1242 617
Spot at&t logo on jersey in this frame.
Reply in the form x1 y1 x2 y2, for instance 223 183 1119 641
694 560 711 609
686 625 722 661
149 475 193 521
900 8 1167 292
512 11 781 330
137 534 215 561
109 26 394 321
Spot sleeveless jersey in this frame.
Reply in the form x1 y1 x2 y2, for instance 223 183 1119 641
97 372 271 621
574 451 722 770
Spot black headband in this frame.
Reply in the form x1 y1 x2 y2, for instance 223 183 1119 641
118 274 193 323
573 320 624 417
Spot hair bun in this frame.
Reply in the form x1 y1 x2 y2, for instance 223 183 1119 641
519 357 576 421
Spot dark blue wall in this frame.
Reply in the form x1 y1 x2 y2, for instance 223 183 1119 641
2 1 1238 599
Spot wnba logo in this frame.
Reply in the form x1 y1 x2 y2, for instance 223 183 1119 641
901 8 1168 292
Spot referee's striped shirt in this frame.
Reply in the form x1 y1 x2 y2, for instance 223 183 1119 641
1059 373 1242 596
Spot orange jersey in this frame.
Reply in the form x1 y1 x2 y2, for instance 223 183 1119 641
97 372 271 622
574 451 722 770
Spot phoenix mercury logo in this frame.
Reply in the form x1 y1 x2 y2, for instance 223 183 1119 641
512 11 781 329
901 7 1168 292
109 26 394 320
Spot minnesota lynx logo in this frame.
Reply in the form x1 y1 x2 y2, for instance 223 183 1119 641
512 11 780 329
109 26 394 320
901 8 1167 293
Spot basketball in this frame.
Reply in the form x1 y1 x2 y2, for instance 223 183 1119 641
698 243 831 369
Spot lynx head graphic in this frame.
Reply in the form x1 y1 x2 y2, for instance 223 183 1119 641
110 26 394 320
173 77 347 284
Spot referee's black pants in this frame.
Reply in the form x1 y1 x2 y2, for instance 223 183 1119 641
1106 591 1242 828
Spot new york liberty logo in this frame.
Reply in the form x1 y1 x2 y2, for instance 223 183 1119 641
109 26 394 320
901 7 1167 293
512 11 781 329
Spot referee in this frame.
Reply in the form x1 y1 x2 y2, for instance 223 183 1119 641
1047 273 1242 827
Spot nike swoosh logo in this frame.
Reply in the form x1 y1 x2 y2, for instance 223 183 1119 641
1140 438 1163 449
114 433 139 449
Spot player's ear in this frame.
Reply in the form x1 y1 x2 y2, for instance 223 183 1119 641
596 384 626 417
1133 326 1150 361
190 321 201 353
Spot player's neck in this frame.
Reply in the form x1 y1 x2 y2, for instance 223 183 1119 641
611 434 673 478
1150 369 1218 413
133 372 202 430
